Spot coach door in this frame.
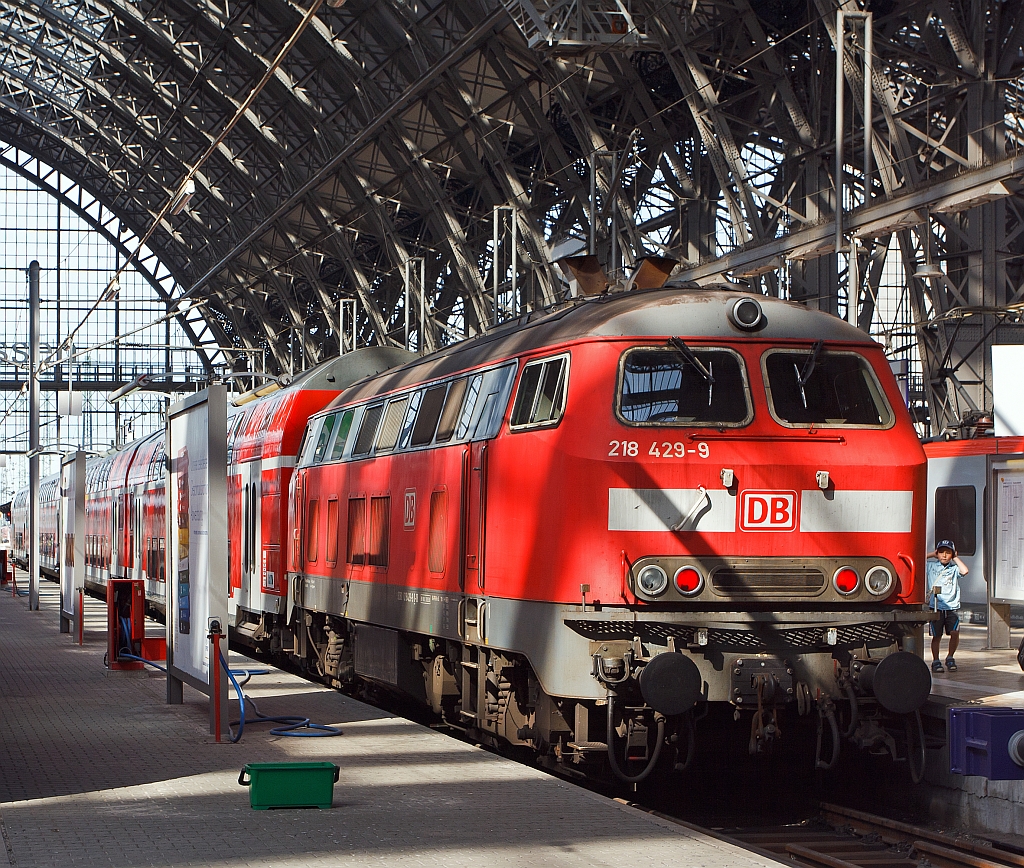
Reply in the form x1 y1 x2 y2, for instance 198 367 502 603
461 442 488 597
241 462 262 613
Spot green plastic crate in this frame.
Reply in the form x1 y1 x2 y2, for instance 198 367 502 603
238 762 339 810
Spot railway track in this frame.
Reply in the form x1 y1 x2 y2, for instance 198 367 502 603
618 800 1024 868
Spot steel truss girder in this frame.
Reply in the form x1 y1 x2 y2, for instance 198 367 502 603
0 0 1022 439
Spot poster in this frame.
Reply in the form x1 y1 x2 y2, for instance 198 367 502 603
166 386 228 695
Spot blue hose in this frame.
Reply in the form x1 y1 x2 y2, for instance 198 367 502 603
217 649 341 739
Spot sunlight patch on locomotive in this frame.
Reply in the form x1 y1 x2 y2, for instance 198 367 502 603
608 487 735 532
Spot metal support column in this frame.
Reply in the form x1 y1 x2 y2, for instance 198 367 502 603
28 260 40 611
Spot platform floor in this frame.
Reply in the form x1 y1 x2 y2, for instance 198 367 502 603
0 574 779 868
927 623 1024 706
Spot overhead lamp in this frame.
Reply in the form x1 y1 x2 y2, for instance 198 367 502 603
914 262 944 279
854 209 925 239
231 374 293 407
107 373 152 404
933 181 1012 215
169 179 196 216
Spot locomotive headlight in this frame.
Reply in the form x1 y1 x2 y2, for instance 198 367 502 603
832 566 860 596
636 564 669 597
729 296 763 330
673 565 704 596
864 565 894 596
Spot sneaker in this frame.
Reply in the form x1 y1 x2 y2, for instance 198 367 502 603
946 658 957 671
932 660 944 673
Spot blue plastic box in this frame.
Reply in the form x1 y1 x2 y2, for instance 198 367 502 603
948 706 1024 780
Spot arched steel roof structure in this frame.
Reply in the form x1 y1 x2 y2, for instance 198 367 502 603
2 0 1024 436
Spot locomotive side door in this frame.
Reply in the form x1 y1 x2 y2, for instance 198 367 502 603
461 442 488 596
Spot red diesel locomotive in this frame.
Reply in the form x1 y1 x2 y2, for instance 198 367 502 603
13 286 934 779
277 286 933 780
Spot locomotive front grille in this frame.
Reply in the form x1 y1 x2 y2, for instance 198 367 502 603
566 619 899 652
710 567 825 595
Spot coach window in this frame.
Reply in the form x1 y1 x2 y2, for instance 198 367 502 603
436 378 469 442
328 410 355 461
763 348 894 428
411 384 448 446
935 486 977 556
353 404 385 456
312 414 337 463
618 347 751 426
511 355 569 429
375 397 410 453
397 391 423 449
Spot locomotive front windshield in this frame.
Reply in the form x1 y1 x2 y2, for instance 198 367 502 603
763 348 894 427
618 347 751 426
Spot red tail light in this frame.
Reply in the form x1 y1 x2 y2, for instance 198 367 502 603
673 566 704 596
833 567 859 595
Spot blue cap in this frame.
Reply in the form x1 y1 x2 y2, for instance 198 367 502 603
936 539 956 553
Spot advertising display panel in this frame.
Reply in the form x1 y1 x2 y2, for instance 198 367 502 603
58 451 86 634
166 386 228 733
992 462 1024 604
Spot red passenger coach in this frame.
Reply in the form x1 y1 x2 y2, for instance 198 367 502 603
284 286 934 779
227 347 414 642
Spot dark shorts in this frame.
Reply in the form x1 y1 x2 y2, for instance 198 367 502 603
930 610 960 637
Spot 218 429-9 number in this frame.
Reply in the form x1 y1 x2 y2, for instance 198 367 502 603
607 440 709 458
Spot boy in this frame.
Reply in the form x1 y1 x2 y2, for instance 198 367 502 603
926 539 968 673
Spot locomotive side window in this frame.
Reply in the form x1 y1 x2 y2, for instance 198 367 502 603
325 498 340 566
368 496 390 568
347 497 366 565
935 486 977 556
455 375 483 440
618 347 751 426
312 414 337 463
328 410 354 461
436 378 469 442
299 418 322 466
375 397 410 453
428 489 447 573
763 349 894 428
397 391 423 449
469 363 518 439
412 385 449 446
353 404 384 456
306 499 320 563
511 355 569 429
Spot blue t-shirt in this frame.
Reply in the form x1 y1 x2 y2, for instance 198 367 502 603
926 559 961 610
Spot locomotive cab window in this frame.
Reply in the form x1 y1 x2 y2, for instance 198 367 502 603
935 485 977 556
763 348 894 428
511 355 569 429
618 346 751 426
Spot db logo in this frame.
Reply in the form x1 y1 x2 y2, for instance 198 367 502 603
740 491 798 531
403 489 416 529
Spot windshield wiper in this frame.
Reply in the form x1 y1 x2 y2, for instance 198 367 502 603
793 339 824 409
669 337 715 406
